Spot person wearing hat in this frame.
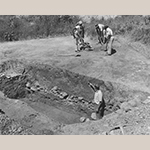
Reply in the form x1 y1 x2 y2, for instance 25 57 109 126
103 26 114 56
88 82 106 120
72 21 85 52
95 23 105 45
76 21 84 36
95 24 114 56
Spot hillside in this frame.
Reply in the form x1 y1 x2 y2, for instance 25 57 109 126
1 35 150 135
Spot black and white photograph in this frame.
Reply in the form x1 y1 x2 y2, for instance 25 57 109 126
1 15 150 135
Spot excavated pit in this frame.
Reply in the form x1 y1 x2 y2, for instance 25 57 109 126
0 60 149 127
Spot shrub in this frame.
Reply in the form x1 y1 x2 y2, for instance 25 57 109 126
132 27 150 44
86 15 150 45
1 15 150 45
0 15 80 42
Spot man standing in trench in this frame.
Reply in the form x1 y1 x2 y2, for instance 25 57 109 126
88 82 106 120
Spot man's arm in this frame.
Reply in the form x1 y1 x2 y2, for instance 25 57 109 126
88 82 96 92
81 26 84 38
72 28 76 39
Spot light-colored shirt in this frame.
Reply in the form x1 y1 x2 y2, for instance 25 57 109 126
104 27 113 38
74 25 84 38
98 24 105 31
93 90 103 105
75 25 81 30
75 24 84 31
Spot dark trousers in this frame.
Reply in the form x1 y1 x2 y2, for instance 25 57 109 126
96 99 106 119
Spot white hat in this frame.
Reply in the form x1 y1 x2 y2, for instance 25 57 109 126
78 21 83 25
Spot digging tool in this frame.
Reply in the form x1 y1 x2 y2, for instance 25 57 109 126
80 42 93 51
75 54 81 57
88 82 96 92
106 125 125 135
105 123 135 135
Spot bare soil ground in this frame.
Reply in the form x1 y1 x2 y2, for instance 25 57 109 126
1 35 150 135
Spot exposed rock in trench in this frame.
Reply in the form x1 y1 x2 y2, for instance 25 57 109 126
0 60 149 134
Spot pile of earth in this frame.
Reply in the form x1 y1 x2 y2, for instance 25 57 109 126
0 109 33 135
0 60 149 134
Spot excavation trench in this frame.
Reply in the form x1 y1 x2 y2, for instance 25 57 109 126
0 60 149 125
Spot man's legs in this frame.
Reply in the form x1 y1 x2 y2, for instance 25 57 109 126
76 37 85 52
97 30 104 45
96 100 106 119
74 30 80 52
106 36 114 55
76 38 79 51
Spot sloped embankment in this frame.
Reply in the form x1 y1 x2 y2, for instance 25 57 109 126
0 60 149 134
0 110 33 135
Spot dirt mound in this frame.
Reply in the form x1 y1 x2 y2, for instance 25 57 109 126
0 111 33 135
59 101 150 135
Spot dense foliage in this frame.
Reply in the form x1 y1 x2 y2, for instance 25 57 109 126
85 15 150 44
1 15 150 44
0 15 80 41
